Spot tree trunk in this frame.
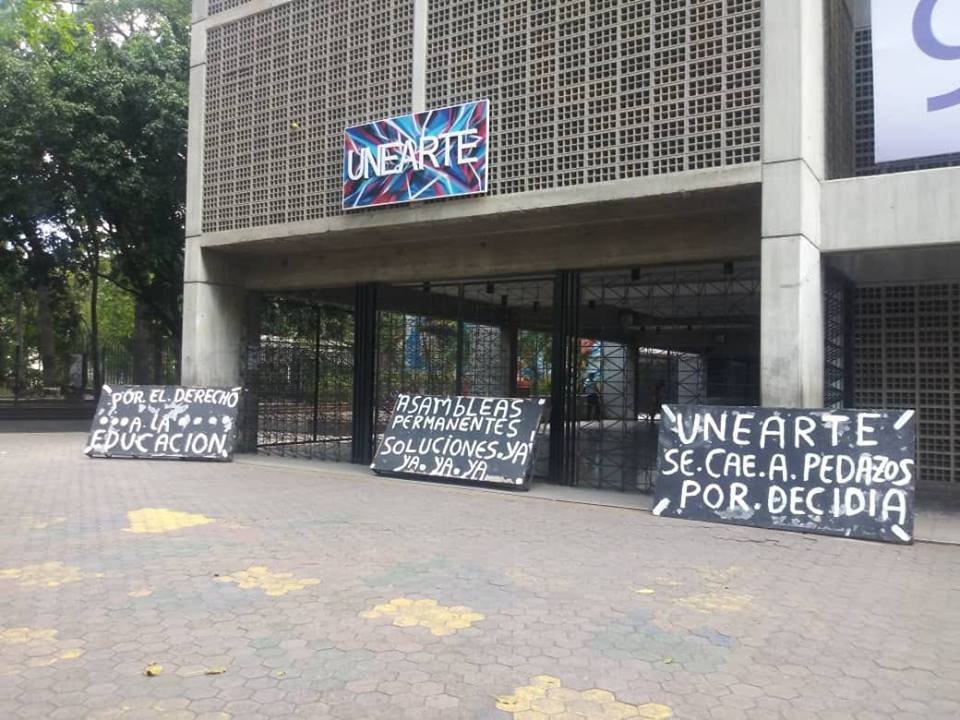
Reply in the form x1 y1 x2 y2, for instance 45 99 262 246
90 233 101 395
132 298 152 384
13 292 25 397
151 322 163 384
0 308 6 389
36 284 59 390
173 333 182 384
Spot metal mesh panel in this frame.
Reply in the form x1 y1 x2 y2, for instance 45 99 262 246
823 270 850 410
370 279 554 475
854 28 960 177
202 0 414 232
576 263 761 492
253 301 355 461
462 323 510 396
853 283 960 484
426 0 762 196
375 310 459 435
373 278 551 433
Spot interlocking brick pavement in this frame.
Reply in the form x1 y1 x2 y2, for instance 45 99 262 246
0 431 958 719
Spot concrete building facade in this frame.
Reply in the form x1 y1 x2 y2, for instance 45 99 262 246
183 0 960 493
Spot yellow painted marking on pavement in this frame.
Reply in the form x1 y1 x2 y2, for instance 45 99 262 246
674 591 754 614
0 627 84 673
675 565 752 613
124 508 215 534
635 705 674 719
633 587 656 595
497 676 673 719
214 566 320 596
360 597 484 636
0 561 103 588
0 627 58 645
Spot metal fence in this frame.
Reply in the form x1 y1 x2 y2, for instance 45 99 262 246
251 299 356 461
5 341 178 400
251 264 764 493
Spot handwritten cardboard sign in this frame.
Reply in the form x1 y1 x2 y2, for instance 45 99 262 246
653 405 916 544
84 384 241 461
371 394 545 487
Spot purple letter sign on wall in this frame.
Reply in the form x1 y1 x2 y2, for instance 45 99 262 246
872 0 960 163
343 100 489 210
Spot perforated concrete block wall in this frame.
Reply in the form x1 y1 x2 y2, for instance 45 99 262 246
208 0 256 14
426 0 762 195
201 0 763 233
202 0 415 232
854 283 960 484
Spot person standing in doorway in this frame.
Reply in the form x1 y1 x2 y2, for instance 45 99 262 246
585 375 603 422
648 380 664 427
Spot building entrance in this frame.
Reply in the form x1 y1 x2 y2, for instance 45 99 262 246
247 261 762 493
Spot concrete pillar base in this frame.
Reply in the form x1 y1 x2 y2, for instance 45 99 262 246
760 235 824 407
181 280 247 387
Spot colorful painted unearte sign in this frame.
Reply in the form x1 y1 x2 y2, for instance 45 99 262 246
343 99 489 210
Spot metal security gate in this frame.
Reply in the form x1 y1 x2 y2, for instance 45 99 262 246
573 264 761 491
249 263 763 493
252 298 355 461
372 277 554 473
370 263 762 492
853 282 960 485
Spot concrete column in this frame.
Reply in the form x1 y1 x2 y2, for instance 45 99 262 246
186 5 206 239
598 342 632 421
181 5 249 388
181 244 248 386
411 0 428 113
760 236 824 407
760 0 826 407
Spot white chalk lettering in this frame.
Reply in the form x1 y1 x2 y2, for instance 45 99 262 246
857 413 881 447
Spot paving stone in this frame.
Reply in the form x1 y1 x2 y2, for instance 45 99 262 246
0 432 957 719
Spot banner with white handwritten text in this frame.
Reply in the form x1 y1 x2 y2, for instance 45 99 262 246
654 405 916 544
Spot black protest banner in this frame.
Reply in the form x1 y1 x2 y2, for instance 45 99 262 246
653 405 916 544
84 384 242 461
371 394 546 487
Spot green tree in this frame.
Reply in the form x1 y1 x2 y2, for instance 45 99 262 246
0 0 189 392
0 13 82 389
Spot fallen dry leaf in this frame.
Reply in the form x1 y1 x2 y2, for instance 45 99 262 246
144 663 163 676
204 666 227 675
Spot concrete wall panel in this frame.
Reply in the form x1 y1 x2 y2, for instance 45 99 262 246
822 167 960 252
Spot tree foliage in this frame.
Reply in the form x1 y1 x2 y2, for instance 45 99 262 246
0 0 189 392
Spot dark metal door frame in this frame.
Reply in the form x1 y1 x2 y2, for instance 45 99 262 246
351 283 378 464
549 269 580 485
